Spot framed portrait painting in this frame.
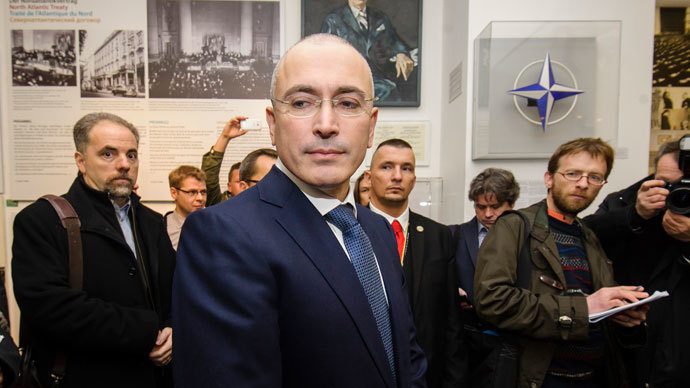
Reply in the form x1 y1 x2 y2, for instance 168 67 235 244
302 0 422 107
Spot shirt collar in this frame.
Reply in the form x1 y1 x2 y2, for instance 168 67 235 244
111 199 131 221
477 221 489 234
369 202 409 232
349 4 367 17
275 158 358 218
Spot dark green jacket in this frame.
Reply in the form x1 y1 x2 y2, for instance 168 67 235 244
201 148 232 207
474 200 630 388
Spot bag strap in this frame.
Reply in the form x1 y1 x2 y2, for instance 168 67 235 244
499 210 532 290
39 195 83 385
40 195 82 291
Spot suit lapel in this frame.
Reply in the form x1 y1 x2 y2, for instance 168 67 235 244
341 5 368 39
260 169 394 388
406 212 425 309
463 217 480 267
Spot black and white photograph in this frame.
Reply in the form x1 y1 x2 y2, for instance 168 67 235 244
651 87 690 130
80 30 146 98
302 0 422 107
11 29 76 87
147 0 280 99
653 7 690 87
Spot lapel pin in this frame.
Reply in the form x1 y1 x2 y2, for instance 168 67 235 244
416 225 424 232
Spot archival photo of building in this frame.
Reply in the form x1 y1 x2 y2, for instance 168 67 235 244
147 0 280 99
11 29 76 87
80 30 146 98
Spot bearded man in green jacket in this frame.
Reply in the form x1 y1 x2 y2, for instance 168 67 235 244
474 137 648 388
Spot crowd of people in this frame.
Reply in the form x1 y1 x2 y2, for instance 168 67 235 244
11 48 76 87
148 51 273 99
6 32 690 388
653 33 690 86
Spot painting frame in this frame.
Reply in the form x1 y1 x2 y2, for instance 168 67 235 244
301 0 422 107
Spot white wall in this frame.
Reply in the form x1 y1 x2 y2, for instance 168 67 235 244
439 0 656 223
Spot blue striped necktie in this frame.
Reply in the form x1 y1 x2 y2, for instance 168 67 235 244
325 205 397 383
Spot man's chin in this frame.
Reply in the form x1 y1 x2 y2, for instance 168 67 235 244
382 195 406 204
105 183 133 200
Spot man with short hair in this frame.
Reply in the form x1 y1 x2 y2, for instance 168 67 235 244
173 34 426 387
228 162 241 196
474 138 647 387
237 148 277 192
584 139 690 386
454 168 519 308
201 116 248 206
451 168 519 386
12 112 175 387
166 165 207 250
366 138 462 387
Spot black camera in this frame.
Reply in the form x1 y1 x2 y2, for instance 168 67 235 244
665 135 690 215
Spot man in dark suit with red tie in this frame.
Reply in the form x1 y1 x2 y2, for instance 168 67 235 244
173 35 427 387
366 138 463 388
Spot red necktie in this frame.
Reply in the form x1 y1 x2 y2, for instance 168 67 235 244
392 220 405 263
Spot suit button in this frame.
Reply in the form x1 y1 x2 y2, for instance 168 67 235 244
128 267 136 276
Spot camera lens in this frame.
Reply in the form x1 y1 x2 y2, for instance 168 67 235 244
667 186 690 215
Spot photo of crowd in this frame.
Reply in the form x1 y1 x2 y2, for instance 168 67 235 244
11 30 76 87
147 0 279 99
653 7 690 87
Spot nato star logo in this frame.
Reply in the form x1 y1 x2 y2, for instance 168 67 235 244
508 53 583 131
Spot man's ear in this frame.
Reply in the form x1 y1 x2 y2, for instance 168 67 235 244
266 106 277 146
544 171 553 190
170 187 178 201
75 151 86 174
239 181 249 192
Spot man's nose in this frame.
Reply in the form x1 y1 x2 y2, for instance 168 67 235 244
314 100 339 138
116 155 131 170
392 166 403 181
575 176 590 189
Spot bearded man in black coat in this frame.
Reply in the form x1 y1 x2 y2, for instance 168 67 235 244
12 112 175 388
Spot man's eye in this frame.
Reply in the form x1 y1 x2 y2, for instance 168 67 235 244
103 151 112 158
565 172 580 179
127 153 138 160
336 98 362 110
290 98 314 109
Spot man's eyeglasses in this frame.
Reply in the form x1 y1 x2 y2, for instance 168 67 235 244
271 94 378 118
556 171 607 186
175 188 208 197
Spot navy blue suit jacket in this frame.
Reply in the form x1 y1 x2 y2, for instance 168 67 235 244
452 217 480 305
173 167 427 388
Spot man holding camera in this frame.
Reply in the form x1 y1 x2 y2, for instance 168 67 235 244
584 137 690 386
